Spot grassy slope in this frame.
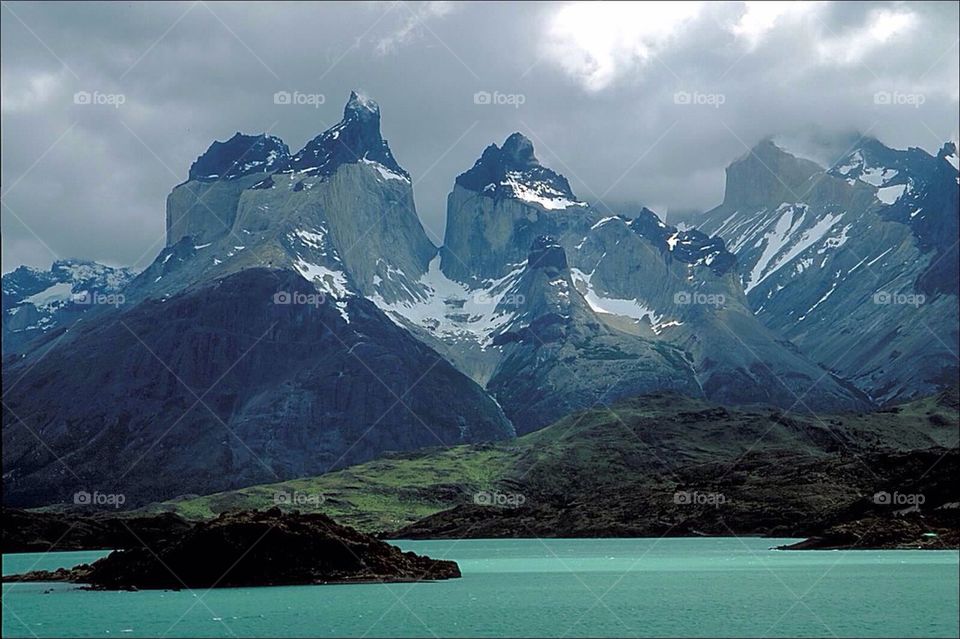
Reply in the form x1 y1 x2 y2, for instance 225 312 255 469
151 445 523 531
144 390 958 533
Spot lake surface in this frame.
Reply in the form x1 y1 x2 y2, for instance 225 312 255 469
3 538 958 637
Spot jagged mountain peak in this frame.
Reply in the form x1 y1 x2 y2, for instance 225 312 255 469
344 90 379 119
188 132 290 182
628 208 735 275
285 91 407 179
455 133 583 210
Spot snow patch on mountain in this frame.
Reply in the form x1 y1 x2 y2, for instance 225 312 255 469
498 171 586 210
372 255 524 346
360 157 410 183
877 184 906 204
744 205 843 294
22 282 74 309
570 267 662 325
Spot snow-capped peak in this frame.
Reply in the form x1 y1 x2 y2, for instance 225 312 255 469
456 133 586 211
188 133 290 182
284 92 408 179
345 90 379 116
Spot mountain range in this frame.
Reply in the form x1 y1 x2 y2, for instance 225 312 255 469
3 92 957 508
698 137 959 403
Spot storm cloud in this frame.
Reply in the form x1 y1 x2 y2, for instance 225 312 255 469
2 1 958 272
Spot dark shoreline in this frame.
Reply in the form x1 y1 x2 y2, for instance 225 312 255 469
4 506 957 558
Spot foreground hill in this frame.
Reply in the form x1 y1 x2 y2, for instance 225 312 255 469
146 390 958 543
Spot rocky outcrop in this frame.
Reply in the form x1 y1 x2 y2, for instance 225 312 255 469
829 138 959 297
3 509 460 588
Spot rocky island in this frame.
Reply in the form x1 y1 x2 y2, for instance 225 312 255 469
3 508 460 589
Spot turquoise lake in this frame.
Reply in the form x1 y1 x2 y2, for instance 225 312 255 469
3 538 958 637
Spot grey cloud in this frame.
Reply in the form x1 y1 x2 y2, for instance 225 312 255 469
2 0 957 272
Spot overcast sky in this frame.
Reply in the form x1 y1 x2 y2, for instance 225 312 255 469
2 1 958 273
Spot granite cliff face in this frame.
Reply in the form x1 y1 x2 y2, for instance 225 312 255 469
698 139 959 403
166 133 290 248
158 91 435 307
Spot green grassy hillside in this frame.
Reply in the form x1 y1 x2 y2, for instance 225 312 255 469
143 390 958 535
